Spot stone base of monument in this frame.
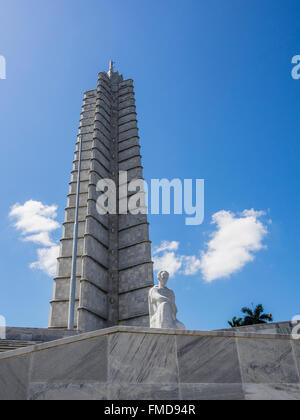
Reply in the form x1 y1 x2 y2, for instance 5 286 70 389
3 326 80 343
0 325 300 400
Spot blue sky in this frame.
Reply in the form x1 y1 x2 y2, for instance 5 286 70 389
0 0 300 330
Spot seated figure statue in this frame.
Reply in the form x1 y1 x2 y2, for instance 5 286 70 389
149 270 185 330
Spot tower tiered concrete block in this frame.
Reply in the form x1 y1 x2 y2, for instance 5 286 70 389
49 64 154 331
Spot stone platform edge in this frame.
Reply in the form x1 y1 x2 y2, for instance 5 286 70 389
0 325 297 361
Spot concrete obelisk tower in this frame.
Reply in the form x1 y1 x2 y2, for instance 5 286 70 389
49 62 154 332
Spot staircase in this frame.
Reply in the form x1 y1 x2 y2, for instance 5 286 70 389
0 340 41 353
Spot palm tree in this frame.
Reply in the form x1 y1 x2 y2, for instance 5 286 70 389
241 304 273 326
228 316 243 328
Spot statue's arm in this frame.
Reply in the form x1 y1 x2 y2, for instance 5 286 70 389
151 288 170 304
149 288 156 318
170 290 178 315
149 288 166 314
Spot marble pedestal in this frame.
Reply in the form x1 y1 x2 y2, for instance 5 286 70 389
1 326 300 400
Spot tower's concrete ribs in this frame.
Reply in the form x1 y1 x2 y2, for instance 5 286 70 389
49 65 154 332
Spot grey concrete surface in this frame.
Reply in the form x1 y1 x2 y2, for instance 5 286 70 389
0 326 300 400
49 65 154 332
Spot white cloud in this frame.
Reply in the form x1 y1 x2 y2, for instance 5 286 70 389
30 245 60 277
153 240 180 255
153 251 183 278
199 209 268 282
9 200 60 277
9 200 59 235
153 241 183 277
183 255 202 275
153 209 269 282
23 232 56 247
153 247 202 278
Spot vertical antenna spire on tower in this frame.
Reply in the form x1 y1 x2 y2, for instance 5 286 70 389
108 60 114 77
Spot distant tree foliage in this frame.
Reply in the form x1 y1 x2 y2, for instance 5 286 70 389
228 304 273 328
228 316 243 328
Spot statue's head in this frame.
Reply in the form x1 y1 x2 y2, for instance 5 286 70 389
157 270 169 287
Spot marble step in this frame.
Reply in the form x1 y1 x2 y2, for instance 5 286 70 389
0 340 41 353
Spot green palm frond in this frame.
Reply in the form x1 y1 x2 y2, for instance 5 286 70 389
229 304 273 328
241 307 253 317
228 316 243 328
254 304 264 318
260 313 273 322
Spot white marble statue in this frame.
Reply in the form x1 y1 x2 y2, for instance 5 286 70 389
149 270 185 330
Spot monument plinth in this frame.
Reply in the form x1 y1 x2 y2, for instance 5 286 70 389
2 326 300 400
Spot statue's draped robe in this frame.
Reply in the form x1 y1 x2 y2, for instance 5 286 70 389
149 286 185 329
